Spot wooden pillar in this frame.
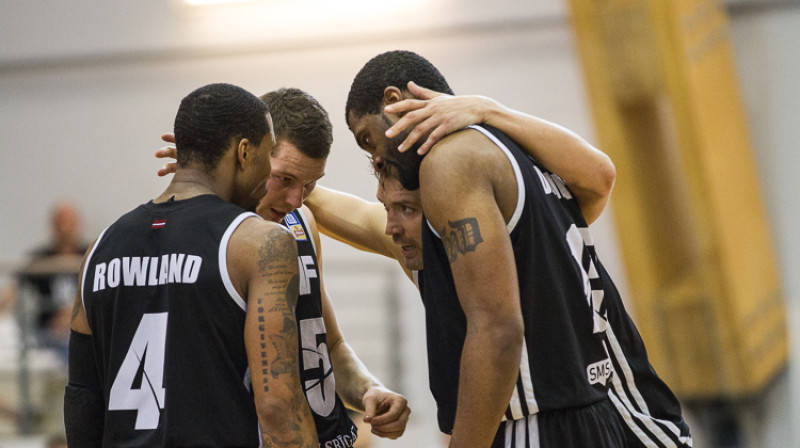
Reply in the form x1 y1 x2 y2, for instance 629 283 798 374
566 0 787 399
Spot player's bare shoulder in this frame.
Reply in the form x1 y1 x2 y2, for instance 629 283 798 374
421 128 506 191
424 128 505 176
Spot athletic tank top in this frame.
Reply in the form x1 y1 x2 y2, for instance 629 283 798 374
598 258 693 447
419 125 612 433
282 209 357 448
82 194 261 447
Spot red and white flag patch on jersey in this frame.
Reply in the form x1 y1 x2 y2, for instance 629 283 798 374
152 219 166 229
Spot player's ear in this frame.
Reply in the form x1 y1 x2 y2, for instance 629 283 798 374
383 86 404 106
236 138 252 169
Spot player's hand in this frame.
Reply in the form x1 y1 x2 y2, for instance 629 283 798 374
155 133 177 177
362 386 410 439
384 81 491 155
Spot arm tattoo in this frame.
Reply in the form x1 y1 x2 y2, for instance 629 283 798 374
440 217 484 263
256 297 270 393
255 227 299 392
258 227 300 309
255 229 314 447
257 227 297 272
269 315 298 379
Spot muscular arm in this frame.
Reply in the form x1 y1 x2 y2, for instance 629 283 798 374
303 207 410 439
385 82 615 224
304 187 414 282
420 133 523 448
232 219 318 447
480 100 614 223
304 186 397 258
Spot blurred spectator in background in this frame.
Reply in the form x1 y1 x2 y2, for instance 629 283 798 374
0 200 86 360
0 200 85 435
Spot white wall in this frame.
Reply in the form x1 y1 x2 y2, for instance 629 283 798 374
0 1 797 447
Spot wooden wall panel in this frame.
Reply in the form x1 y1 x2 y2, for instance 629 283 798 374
566 0 786 399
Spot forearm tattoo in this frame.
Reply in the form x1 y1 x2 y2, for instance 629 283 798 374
440 217 484 263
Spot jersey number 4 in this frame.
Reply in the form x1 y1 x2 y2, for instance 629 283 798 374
108 312 168 430
566 225 607 334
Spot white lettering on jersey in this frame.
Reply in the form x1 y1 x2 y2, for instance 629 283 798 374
566 225 607 334
533 164 573 200
587 358 613 386
92 254 203 291
323 433 356 448
300 318 336 416
298 255 318 296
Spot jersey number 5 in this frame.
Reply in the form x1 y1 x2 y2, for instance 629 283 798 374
300 317 336 416
108 312 168 430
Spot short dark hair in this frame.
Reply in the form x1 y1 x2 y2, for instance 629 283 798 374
174 83 269 170
345 50 454 124
260 88 332 159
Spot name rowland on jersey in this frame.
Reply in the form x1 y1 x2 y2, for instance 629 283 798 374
92 252 319 294
92 254 202 291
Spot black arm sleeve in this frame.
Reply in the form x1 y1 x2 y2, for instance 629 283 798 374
64 330 104 447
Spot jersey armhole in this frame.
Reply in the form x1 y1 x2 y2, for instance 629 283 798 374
80 226 110 317
219 212 260 311
467 125 526 233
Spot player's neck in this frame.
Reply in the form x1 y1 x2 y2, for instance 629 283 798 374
154 168 218 203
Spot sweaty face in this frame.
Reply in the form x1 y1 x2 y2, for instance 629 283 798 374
255 141 326 223
377 175 424 271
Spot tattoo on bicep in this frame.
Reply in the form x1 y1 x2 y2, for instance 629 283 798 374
258 228 297 275
258 229 300 305
440 217 484 263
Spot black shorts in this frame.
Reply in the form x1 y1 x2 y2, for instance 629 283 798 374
491 399 626 448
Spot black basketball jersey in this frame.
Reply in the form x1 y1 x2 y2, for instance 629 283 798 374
599 258 693 447
419 125 692 446
419 124 614 433
81 194 261 447
282 209 357 448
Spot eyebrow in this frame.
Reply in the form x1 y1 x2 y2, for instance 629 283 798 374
272 170 326 183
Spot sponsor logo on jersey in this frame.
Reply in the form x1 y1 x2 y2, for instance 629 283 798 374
92 254 202 291
284 213 299 225
587 358 613 386
290 224 307 241
323 430 357 448
283 213 307 240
